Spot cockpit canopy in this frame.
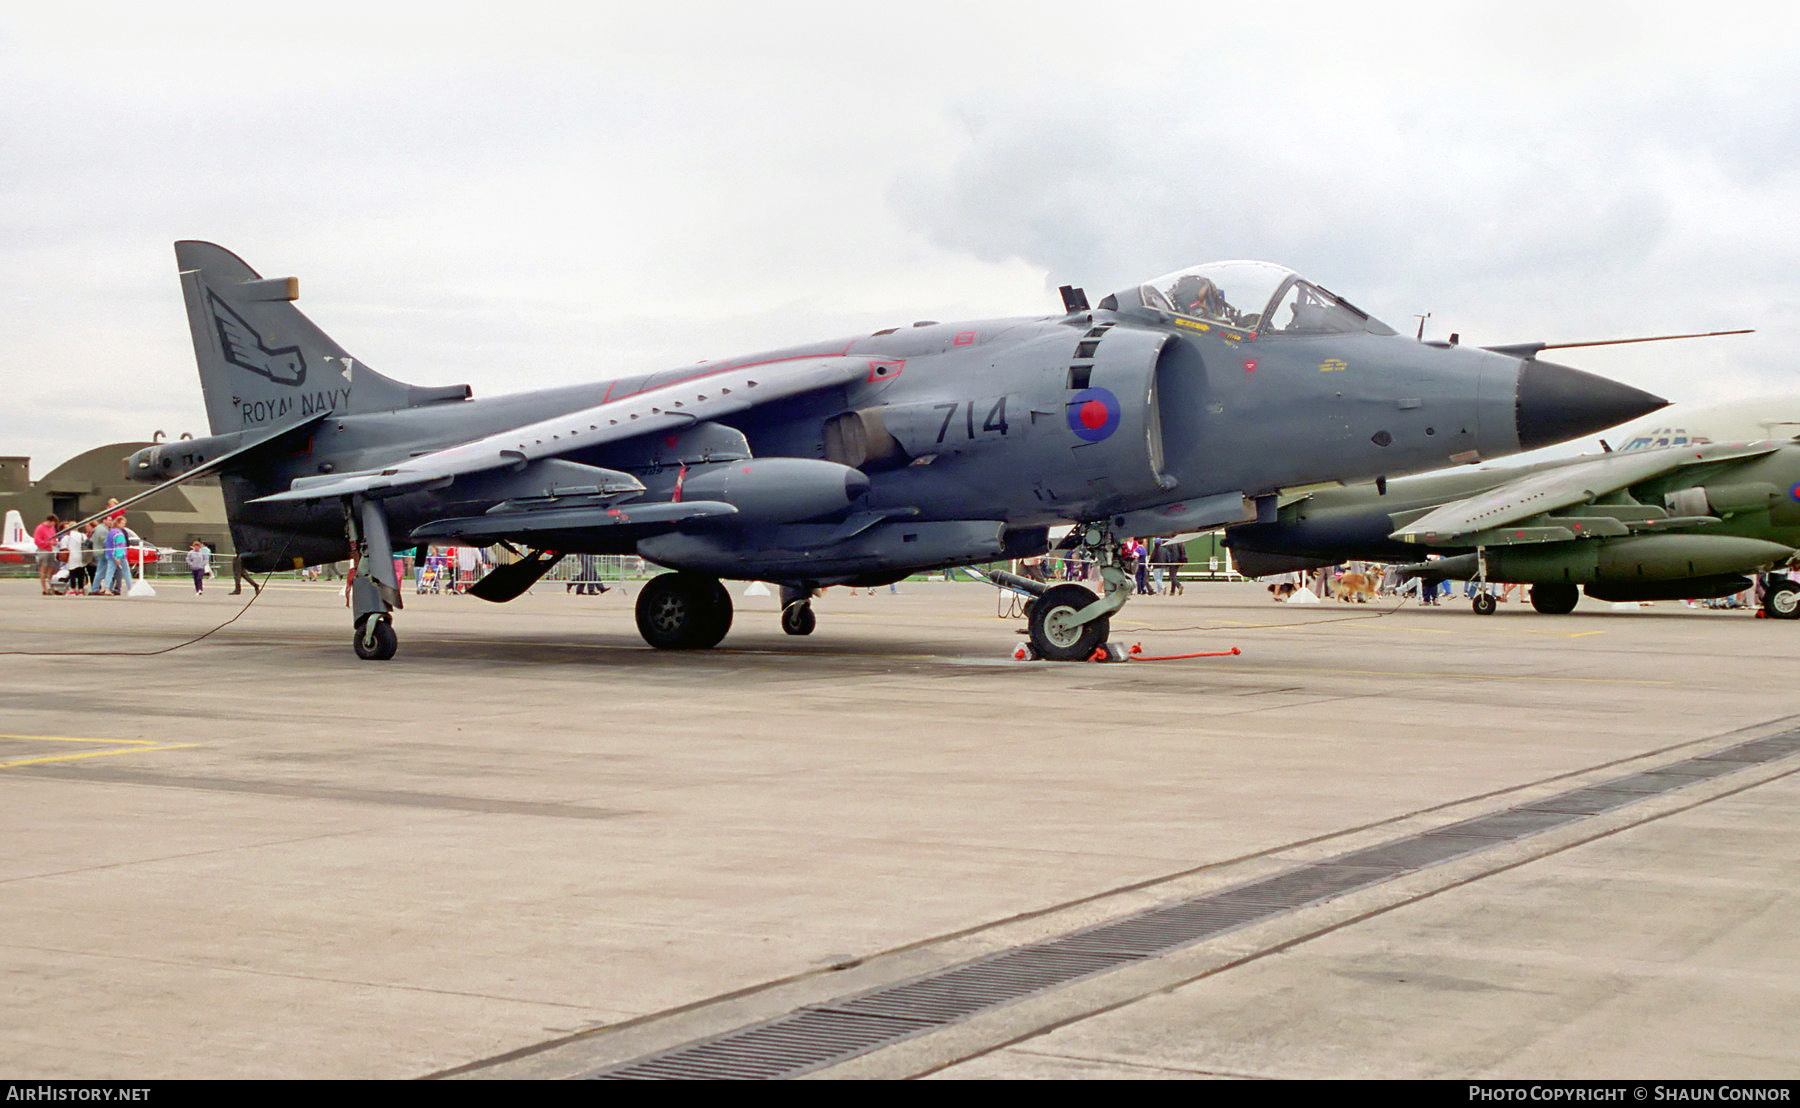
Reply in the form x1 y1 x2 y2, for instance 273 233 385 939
1133 261 1393 337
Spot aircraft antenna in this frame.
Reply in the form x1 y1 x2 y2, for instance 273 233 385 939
1536 329 1754 351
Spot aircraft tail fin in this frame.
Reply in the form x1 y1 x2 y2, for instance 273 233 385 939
3 510 26 550
174 241 470 436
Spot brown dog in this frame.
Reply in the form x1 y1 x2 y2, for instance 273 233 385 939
1336 571 1377 603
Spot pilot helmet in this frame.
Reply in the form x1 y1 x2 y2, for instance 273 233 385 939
1170 274 1225 317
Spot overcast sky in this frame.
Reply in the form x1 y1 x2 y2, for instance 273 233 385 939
5 1 1799 476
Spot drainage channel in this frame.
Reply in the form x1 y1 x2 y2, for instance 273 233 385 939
588 727 1800 1080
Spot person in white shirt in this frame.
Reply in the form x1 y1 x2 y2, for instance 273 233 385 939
63 525 88 593
186 540 211 595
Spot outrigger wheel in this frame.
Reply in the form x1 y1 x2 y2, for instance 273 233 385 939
780 601 816 636
1472 592 1497 615
635 572 733 649
1028 583 1111 662
354 613 398 661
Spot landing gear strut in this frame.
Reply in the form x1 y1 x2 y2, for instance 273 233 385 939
635 572 733 649
1470 545 1497 615
346 495 403 661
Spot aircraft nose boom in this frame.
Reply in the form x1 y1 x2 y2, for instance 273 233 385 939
1515 358 1667 452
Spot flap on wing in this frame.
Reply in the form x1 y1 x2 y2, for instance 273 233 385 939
1390 443 1777 544
252 355 865 504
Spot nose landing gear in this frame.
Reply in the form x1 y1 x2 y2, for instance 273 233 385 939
981 522 1136 661
1027 583 1111 661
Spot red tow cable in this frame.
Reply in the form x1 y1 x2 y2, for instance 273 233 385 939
1086 643 1243 662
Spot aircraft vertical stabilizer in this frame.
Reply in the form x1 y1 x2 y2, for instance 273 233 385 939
3 510 28 550
174 241 469 437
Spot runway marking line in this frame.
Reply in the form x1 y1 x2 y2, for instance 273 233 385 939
0 733 199 770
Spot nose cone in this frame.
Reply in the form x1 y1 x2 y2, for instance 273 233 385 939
125 445 157 479
1516 359 1667 452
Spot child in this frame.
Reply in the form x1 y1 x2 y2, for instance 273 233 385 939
187 540 210 595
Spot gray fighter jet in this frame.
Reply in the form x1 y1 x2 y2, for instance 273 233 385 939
115 244 1663 660
1225 441 1800 616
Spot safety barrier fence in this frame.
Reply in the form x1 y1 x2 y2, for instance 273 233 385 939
7 550 1248 585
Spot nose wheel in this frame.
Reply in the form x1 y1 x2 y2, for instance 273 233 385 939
1764 580 1800 619
1028 583 1111 661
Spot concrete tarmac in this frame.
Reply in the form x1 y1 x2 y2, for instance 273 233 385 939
0 576 1795 1079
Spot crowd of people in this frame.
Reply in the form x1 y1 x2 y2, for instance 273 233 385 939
1018 538 1193 596
1266 561 1798 612
1265 563 1494 605
32 503 149 598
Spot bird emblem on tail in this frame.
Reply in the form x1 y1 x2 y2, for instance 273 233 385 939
208 291 306 387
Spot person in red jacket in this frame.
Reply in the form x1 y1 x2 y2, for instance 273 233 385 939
33 515 59 595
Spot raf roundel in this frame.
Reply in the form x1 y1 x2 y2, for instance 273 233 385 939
1066 387 1121 443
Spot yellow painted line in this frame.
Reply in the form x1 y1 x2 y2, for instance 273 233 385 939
0 733 160 745
0 732 199 770
0 744 199 769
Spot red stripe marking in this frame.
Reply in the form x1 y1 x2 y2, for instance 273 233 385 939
604 344 856 404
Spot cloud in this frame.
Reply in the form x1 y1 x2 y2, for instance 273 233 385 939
7 1 1800 471
890 25 1800 407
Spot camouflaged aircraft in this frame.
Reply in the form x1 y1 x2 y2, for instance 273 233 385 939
1225 432 1800 618
111 244 1664 660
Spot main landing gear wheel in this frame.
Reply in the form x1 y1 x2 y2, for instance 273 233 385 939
781 602 816 636
1764 581 1800 619
353 614 398 661
1028 583 1110 662
636 572 733 649
1472 592 1497 615
1529 583 1579 615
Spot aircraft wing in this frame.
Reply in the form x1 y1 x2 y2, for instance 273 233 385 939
1391 442 1781 546
251 356 864 504
62 411 333 537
